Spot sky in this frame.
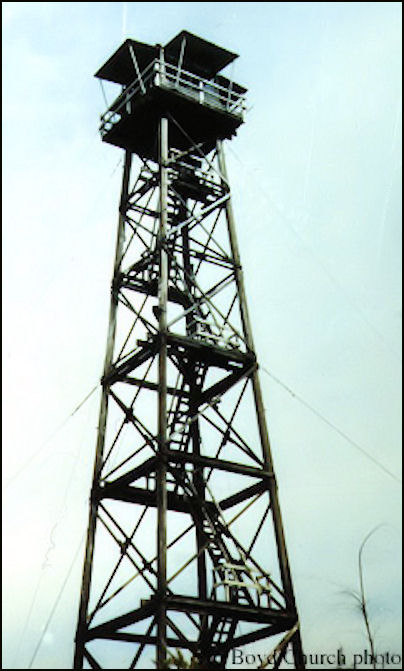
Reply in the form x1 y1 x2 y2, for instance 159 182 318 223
2 2 402 669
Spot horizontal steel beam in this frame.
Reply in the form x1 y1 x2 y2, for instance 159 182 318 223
167 332 255 369
105 343 157 384
100 483 219 516
93 631 198 652
86 595 295 642
102 452 271 495
166 595 296 625
104 456 157 490
122 375 190 398
216 622 292 655
86 598 158 640
219 480 269 510
166 450 272 480
199 364 255 406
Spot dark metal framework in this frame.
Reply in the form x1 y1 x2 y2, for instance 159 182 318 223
74 32 304 670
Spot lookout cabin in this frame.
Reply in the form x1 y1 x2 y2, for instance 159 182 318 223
95 30 247 160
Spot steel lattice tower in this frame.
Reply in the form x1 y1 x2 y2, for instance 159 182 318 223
74 31 305 670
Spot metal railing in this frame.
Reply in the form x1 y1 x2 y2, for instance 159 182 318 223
100 58 246 137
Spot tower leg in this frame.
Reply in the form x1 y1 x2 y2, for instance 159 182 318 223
157 116 169 668
73 151 132 669
217 140 305 669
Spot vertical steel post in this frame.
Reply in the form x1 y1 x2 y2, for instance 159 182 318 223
73 150 132 669
216 140 305 668
157 116 169 668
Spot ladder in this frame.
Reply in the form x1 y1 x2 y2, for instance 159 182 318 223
202 615 238 667
168 464 271 665
169 461 272 606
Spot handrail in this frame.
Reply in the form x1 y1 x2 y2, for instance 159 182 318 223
100 59 156 122
100 58 246 137
161 61 241 101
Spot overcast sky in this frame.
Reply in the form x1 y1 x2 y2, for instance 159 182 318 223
2 2 402 669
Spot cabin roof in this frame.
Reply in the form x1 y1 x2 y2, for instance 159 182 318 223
164 30 238 79
94 39 159 85
95 31 239 85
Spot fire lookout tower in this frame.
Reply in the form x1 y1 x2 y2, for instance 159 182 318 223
74 31 305 669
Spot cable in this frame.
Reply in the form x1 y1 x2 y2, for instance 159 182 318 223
10 389 96 668
261 365 401 484
122 1 128 39
99 79 109 108
226 144 401 480
27 532 86 669
10 575 44 669
227 143 402 365
31 155 123 309
3 384 98 490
